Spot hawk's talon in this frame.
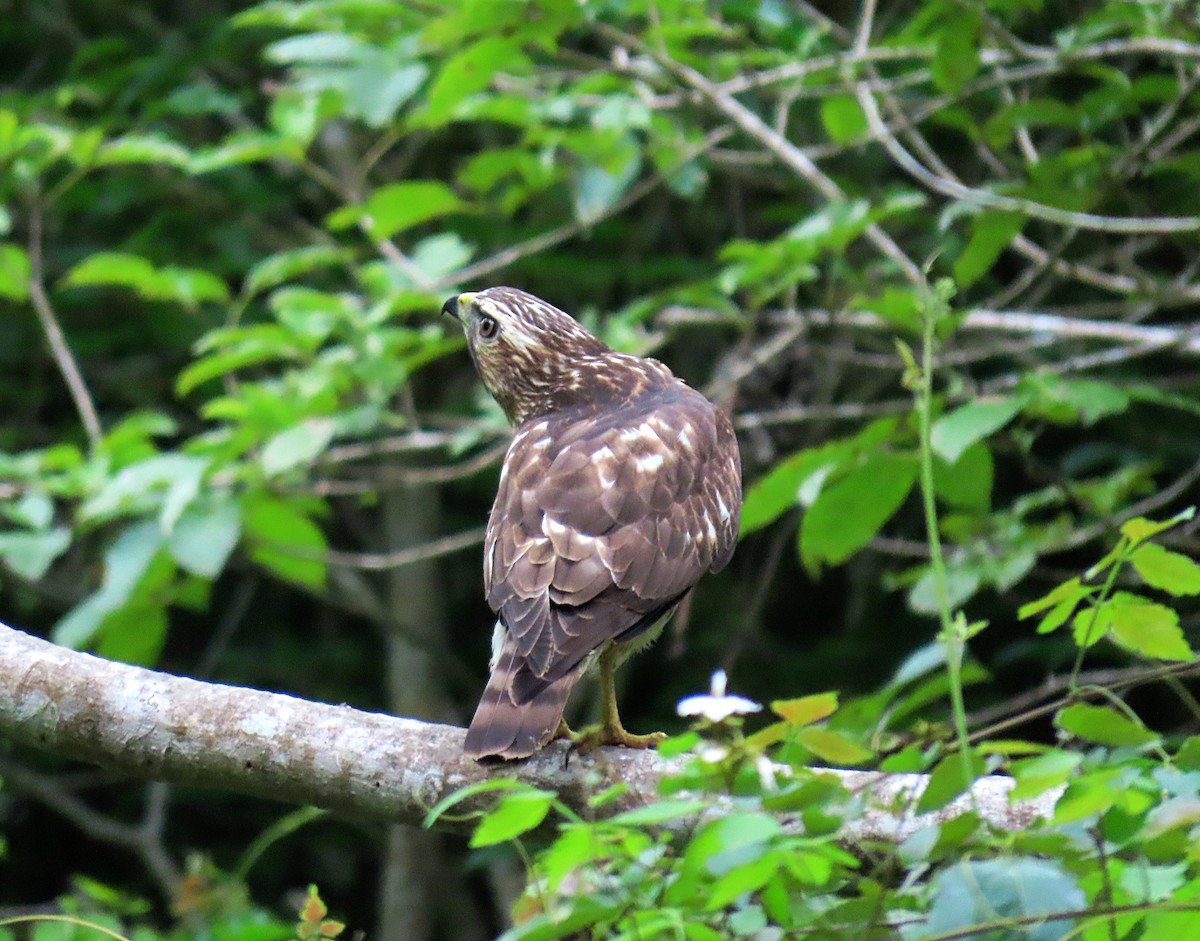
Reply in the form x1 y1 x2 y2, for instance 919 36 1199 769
568 722 667 756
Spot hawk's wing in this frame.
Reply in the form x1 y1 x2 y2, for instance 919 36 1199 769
483 381 741 689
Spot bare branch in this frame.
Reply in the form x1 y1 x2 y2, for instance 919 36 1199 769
658 304 1200 354
324 527 486 571
446 127 732 289
0 756 180 900
0 622 1058 842
853 82 1200 234
595 24 926 286
27 200 103 449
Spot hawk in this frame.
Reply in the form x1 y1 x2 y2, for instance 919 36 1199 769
443 287 742 760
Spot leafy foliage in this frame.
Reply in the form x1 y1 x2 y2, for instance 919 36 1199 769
3 0 1200 936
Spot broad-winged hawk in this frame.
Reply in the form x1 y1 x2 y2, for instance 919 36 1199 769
443 287 742 760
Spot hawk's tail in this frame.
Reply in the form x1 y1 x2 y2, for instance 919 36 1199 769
464 642 579 760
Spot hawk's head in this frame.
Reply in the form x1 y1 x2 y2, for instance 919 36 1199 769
444 287 646 424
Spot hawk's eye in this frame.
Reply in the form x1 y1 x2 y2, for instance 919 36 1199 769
478 315 499 340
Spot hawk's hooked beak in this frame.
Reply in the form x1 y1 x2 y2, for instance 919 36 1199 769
441 292 477 322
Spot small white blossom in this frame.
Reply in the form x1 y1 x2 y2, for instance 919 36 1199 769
676 669 761 722
755 755 783 792
699 744 730 763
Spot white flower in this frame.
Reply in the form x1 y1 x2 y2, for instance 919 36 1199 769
676 669 762 722
755 755 782 792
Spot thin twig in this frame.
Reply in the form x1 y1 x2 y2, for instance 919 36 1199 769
445 127 732 288
27 200 103 448
0 755 180 900
322 527 486 571
853 81 1200 234
596 23 926 286
659 304 1200 353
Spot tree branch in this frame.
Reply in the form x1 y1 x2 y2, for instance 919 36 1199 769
0 622 1059 842
27 199 103 449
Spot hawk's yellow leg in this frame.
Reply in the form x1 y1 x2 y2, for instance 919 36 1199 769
572 646 667 754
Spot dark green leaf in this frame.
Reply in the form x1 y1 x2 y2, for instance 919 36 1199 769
916 750 987 814
932 11 981 93
953 211 1025 288
800 452 917 571
244 495 327 590
933 442 993 511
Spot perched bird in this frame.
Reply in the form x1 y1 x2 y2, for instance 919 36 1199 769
444 287 742 760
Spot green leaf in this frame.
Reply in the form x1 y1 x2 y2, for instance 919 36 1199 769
771 692 838 726
819 96 866 143
1019 577 1086 620
705 853 779 910
800 452 917 571
606 799 709 826
469 790 554 847
94 133 192 168
188 132 301 173
926 859 1084 941
0 243 29 300
422 37 525 124
53 520 164 649
1055 703 1158 748
261 418 336 476
1105 592 1194 661
62 252 228 306
933 442 993 511
741 420 898 535
953 211 1025 288
1121 507 1196 547
796 728 872 766
96 601 168 666
573 151 640 225
682 813 780 875
930 397 1020 464
168 495 242 578
0 528 70 580
932 10 981 94
1130 543 1200 596
243 494 327 590
245 245 351 296
1019 375 1131 425
5 491 54 530
915 750 987 814
332 181 463 240
1010 749 1082 801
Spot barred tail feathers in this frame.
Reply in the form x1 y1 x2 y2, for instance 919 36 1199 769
463 639 578 760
